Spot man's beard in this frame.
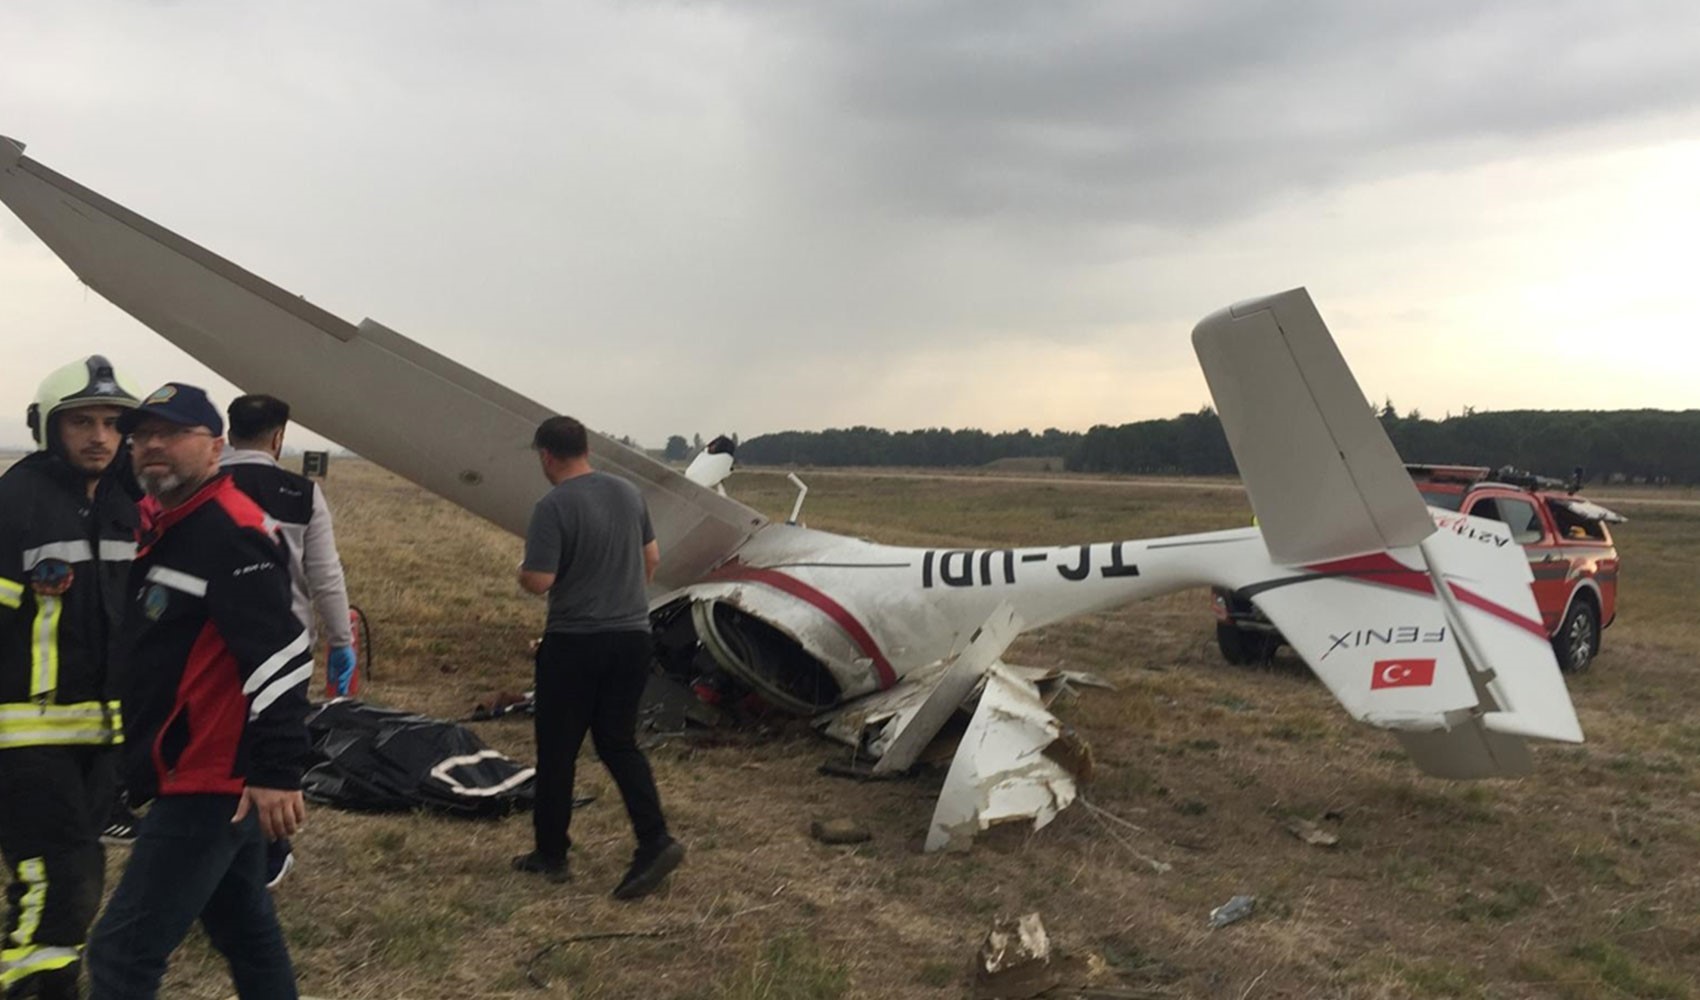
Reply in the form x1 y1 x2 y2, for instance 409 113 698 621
137 468 189 500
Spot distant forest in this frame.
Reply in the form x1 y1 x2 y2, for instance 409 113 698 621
737 406 1700 485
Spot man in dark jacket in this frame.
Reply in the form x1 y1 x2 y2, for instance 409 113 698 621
85 384 312 1000
221 393 357 889
0 356 139 1000
221 394 355 695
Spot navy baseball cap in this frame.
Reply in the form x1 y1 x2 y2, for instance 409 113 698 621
118 383 225 436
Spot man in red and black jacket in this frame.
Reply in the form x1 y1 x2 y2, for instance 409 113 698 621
85 384 310 1000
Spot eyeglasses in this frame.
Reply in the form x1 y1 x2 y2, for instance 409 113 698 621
128 426 213 446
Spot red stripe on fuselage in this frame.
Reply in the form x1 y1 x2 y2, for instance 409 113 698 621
1304 553 1547 638
706 566 898 690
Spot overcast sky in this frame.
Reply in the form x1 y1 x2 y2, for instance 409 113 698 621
3 0 1697 452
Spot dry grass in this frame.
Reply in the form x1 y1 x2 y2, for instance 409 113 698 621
7 459 1700 998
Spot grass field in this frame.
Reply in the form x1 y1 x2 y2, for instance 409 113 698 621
9 459 1700 998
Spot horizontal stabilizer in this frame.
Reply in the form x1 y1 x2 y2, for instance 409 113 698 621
1240 508 1581 778
1251 547 1480 728
1193 288 1433 565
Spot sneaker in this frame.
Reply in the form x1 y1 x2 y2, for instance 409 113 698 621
511 850 571 884
101 805 140 846
612 838 685 901
265 839 295 890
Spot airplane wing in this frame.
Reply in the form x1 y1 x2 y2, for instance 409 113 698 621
0 136 767 589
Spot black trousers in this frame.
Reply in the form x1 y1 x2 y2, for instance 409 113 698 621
0 744 116 998
86 795 296 1000
532 630 668 861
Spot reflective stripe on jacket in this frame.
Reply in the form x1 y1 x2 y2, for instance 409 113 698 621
0 453 136 747
0 700 123 748
0 857 82 989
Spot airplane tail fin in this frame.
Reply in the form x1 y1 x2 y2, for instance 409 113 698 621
1192 288 1434 565
1194 290 1582 777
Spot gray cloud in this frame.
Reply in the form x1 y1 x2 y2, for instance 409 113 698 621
2 0 1696 448
750 0 1700 227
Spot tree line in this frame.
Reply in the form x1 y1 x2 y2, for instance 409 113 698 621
737 426 1081 470
730 407 1700 485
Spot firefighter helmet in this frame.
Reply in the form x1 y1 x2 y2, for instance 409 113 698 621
27 355 141 449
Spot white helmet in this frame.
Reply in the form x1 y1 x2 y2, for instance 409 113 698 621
27 355 141 451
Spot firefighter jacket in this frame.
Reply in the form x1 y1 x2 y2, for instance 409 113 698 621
119 473 313 803
0 451 136 749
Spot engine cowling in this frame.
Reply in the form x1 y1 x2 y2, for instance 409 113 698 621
650 594 843 715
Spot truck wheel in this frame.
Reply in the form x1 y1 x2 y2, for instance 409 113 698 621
1217 623 1279 666
1553 600 1599 674
1216 623 1254 665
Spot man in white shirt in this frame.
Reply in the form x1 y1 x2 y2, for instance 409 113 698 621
220 395 354 690
220 394 356 889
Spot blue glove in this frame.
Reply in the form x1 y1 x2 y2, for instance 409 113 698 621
328 645 357 697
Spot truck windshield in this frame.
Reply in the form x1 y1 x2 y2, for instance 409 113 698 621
1417 487 1465 511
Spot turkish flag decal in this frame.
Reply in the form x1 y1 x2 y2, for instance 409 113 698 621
1371 658 1437 689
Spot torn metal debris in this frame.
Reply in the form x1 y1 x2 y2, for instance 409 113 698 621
1207 894 1257 929
972 913 1060 1000
811 602 1100 853
1285 817 1338 848
926 662 1086 853
816 603 1023 773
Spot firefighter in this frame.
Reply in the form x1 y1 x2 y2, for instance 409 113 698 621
0 357 140 999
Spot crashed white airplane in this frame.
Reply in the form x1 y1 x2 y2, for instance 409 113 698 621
0 137 1584 851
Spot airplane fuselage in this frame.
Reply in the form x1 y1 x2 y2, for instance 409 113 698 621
662 521 1268 705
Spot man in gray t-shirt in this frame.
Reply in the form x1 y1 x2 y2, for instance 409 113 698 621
512 415 684 900
523 472 654 634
